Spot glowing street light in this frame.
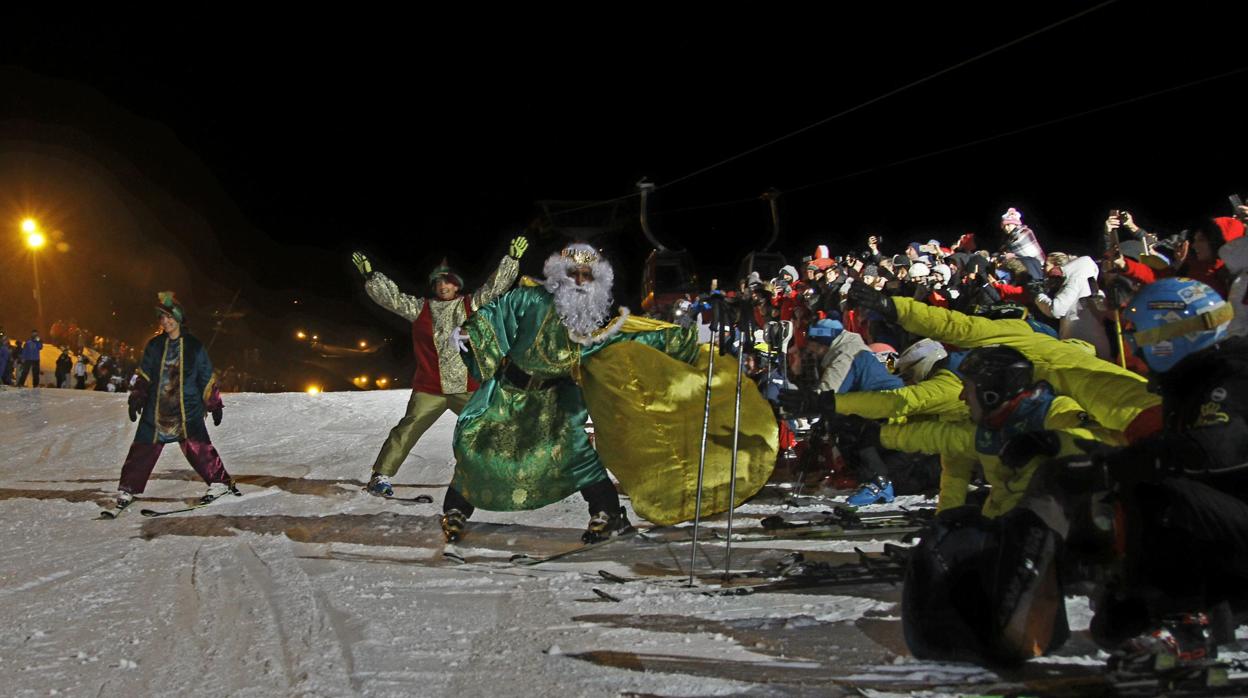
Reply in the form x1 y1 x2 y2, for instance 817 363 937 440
295 330 307 340
358 340 368 348
20 218 46 330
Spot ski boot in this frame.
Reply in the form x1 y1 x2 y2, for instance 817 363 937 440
582 507 634 544
1109 612 1220 675
441 509 467 543
365 473 394 497
115 490 134 510
846 476 895 507
200 481 238 505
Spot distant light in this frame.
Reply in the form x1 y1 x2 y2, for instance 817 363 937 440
20 218 37 234
311 334 319 341
306 386 321 395
376 377 389 387
25 232 46 250
359 340 367 348
295 330 307 340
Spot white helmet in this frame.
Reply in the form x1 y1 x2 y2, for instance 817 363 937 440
895 338 948 383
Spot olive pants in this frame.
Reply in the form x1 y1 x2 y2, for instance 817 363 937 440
372 390 471 477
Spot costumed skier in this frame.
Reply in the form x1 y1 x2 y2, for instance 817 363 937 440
444 242 711 543
110 292 233 514
352 237 526 497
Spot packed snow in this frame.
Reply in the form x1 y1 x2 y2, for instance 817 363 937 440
0 387 1231 696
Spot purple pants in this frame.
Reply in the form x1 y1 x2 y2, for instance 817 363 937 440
118 439 231 494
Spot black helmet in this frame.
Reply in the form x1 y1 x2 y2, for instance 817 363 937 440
958 345 1033 410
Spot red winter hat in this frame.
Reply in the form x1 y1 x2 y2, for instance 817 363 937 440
1214 216 1246 242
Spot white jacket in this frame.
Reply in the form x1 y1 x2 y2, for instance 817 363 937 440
1035 255 1111 359
1220 237 1248 337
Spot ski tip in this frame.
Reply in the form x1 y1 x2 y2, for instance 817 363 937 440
138 509 161 517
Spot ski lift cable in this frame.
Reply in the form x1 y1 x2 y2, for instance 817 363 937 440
656 0 1120 192
550 1 1117 219
783 63 1248 196
649 64 1248 217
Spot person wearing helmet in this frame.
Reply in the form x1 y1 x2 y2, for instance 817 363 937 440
351 238 526 497
1076 278 1248 658
828 339 970 424
846 280 1161 444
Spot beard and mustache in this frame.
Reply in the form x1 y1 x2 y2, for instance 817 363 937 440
542 253 622 343
548 276 614 339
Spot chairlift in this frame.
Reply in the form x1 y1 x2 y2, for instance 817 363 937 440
636 179 698 317
737 189 787 287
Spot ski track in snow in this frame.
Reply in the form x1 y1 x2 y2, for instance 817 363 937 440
1 388 1243 697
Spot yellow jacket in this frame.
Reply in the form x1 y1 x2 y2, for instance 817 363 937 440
836 368 968 422
880 395 1119 518
891 298 1158 436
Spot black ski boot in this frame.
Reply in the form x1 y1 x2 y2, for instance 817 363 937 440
441 509 467 543
1109 612 1218 673
582 507 634 544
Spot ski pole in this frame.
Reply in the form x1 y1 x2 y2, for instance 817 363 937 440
723 309 748 583
1113 307 1127 369
688 281 719 588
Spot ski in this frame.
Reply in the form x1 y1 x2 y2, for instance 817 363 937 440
361 486 434 504
97 501 134 520
510 529 641 566
704 546 910 596
139 486 274 517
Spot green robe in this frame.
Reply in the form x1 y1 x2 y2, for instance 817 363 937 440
453 283 697 511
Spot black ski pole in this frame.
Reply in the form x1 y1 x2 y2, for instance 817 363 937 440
688 282 719 587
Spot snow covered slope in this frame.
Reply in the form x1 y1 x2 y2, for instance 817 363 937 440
1 388 1237 697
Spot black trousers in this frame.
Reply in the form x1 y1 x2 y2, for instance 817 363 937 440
1093 477 1248 644
443 477 621 519
17 360 39 387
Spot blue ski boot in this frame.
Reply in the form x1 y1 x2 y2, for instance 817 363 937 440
366 473 394 497
846 477 895 507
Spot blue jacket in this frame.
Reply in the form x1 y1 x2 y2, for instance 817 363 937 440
133 332 218 444
0 342 10 366
20 338 42 361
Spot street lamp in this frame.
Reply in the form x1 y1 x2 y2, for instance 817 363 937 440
21 218 45 331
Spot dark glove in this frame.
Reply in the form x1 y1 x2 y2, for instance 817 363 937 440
1025 280 1048 300
846 281 896 321
127 376 149 423
935 504 985 528
778 389 836 418
204 384 224 427
1000 430 1062 470
824 413 881 450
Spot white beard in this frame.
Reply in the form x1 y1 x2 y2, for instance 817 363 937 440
550 280 613 339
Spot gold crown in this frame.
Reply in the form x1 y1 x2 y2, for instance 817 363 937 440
560 247 599 265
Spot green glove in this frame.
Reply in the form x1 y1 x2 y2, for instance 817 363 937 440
351 252 373 278
509 236 529 260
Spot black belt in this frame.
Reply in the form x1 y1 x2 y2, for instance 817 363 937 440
502 361 572 391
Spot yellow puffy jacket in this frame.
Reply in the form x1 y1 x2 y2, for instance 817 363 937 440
880 394 1120 518
836 368 968 422
891 297 1159 437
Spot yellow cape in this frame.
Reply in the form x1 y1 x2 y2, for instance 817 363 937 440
581 317 778 526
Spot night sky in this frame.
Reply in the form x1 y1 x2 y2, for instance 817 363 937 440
1 6 1243 390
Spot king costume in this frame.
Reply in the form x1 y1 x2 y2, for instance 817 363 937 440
113 292 233 511
446 243 779 542
355 239 524 495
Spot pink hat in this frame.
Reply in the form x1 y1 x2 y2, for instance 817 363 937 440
1001 208 1023 226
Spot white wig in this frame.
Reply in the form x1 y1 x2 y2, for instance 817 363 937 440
542 242 628 345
